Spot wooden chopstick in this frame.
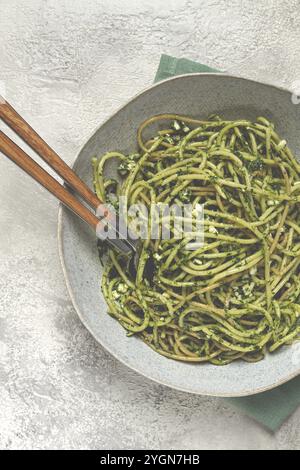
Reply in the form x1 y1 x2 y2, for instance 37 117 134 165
0 97 100 210
0 130 100 230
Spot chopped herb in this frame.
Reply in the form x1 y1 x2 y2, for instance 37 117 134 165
247 158 265 172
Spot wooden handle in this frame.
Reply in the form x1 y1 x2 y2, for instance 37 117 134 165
0 131 100 230
0 98 100 210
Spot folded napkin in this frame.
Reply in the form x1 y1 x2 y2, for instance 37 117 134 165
154 54 300 432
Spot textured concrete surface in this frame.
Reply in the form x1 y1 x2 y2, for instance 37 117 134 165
0 0 300 450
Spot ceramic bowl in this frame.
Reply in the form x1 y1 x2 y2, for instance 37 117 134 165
58 74 300 396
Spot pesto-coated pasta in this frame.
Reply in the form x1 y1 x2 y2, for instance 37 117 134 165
93 114 300 365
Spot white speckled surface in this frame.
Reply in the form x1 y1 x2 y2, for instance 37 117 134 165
0 0 300 450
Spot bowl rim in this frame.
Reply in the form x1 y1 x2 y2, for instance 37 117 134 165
57 72 300 397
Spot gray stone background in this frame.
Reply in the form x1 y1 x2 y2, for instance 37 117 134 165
0 0 299 450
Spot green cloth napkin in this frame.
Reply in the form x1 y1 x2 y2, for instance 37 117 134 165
154 54 300 432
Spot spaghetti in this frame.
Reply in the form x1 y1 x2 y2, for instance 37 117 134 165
93 114 300 364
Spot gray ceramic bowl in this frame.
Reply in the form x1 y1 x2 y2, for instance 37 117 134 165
58 73 300 397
